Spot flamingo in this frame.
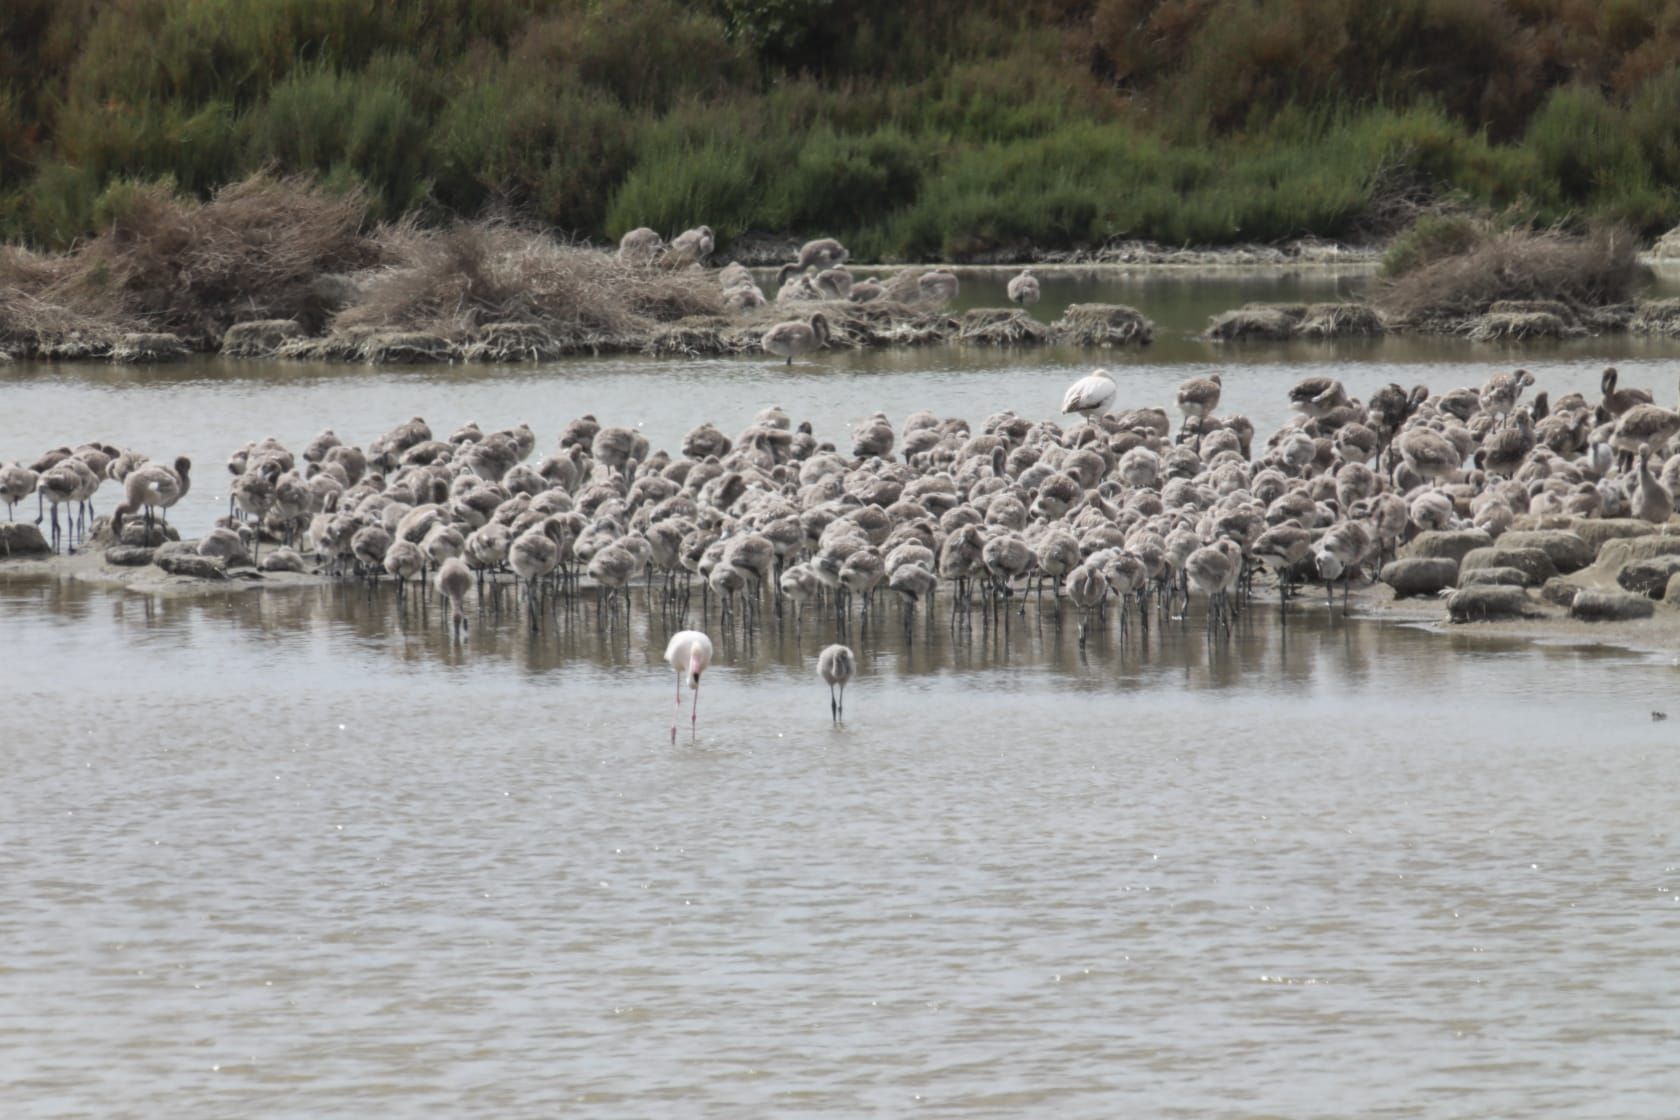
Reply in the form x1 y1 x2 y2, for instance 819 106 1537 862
795 237 849 272
817 644 855 724
1 463 38 521
664 629 714 742
1061 369 1117 423
762 312 831 366
1007 267 1040 310
617 227 662 266
110 456 191 542
436 556 472 640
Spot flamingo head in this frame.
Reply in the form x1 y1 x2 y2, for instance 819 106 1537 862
1314 549 1345 582
688 657 706 689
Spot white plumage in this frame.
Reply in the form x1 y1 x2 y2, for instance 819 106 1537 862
1061 369 1117 421
664 629 715 742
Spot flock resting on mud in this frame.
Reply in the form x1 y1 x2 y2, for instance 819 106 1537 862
7 362 1678 628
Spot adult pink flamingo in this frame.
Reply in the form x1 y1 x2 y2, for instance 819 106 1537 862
664 629 714 742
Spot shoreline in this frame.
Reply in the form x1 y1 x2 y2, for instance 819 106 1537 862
6 537 1678 662
11 266 1680 371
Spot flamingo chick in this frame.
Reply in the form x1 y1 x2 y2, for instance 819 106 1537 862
817 643 855 724
762 312 832 366
1007 268 1040 310
436 556 472 640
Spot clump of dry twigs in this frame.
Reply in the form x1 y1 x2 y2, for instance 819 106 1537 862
334 220 725 353
2 172 376 352
1376 223 1645 327
1051 303 1154 346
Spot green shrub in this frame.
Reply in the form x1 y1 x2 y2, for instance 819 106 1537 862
435 74 635 232
3 162 100 248
9 0 1680 254
512 1 749 111
1524 84 1647 202
1381 213 1486 277
757 126 924 230
607 123 774 241
242 62 432 220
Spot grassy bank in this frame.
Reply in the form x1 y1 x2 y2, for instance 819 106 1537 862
4 1 1680 257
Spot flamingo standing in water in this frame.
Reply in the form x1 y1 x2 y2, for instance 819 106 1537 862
436 556 472 641
664 630 714 742
817 643 855 724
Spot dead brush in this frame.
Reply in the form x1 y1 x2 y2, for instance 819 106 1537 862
1376 224 1645 326
1296 302 1385 338
0 282 122 352
1 247 126 351
336 221 725 352
955 307 1050 346
1050 303 1154 346
43 173 378 345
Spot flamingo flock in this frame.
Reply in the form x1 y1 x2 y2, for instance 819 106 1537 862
6 357 1677 736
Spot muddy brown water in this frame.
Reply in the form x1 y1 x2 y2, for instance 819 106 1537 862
5 270 1680 1116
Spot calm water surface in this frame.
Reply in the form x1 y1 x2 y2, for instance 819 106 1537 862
4 271 1680 1117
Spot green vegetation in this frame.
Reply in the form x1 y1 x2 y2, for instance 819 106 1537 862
5 0 1680 257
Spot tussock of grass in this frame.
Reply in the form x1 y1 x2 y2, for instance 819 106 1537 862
1205 307 1298 342
1297 302 1385 338
221 319 305 357
956 308 1050 346
1466 311 1581 342
360 332 461 364
108 332 190 362
1631 299 1680 336
1050 304 1154 347
644 316 742 358
1486 299 1577 323
463 321 570 363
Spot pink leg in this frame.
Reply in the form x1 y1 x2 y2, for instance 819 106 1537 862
672 672 681 743
690 682 700 740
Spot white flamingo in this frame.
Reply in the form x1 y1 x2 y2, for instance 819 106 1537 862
664 629 714 742
1061 368 1117 423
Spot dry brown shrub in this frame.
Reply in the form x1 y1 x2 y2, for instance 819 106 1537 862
1465 311 1581 343
46 173 377 345
956 308 1050 346
1051 303 1155 346
1376 225 1645 325
0 246 125 350
336 221 724 351
1631 298 1680 336
1296 302 1385 338
1204 306 1297 341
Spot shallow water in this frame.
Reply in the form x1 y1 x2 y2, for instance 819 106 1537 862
3 577 1679 1117
5 270 1680 1116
